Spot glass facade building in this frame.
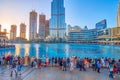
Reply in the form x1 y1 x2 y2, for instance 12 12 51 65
50 0 66 41
98 29 110 37
97 28 110 41
68 30 91 42
89 29 98 41
96 19 107 30
67 26 98 42
68 26 92 42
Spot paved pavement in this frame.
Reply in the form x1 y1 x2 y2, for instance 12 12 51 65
0 66 120 80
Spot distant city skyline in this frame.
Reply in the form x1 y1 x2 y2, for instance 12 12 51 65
0 0 119 39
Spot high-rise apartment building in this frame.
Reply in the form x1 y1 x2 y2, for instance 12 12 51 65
3 29 7 33
10 25 17 40
0 24 1 32
45 20 49 37
20 23 26 39
50 0 66 41
29 10 37 41
117 2 120 27
39 14 46 40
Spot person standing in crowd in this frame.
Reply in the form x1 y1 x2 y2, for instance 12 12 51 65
3 55 6 66
54 57 57 67
83 58 87 71
10 55 14 66
62 57 67 71
67 57 70 66
116 59 120 74
95 58 98 71
46 57 49 67
38 58 42 68
0 56 1 65
6 54 10 65
34 59 38 68
14 55 18 62
1 54 5 65
59 58 63 69
79 58 84 71
97 60 101 73
70 57 74 72
105 57 109 68
17 62 22 75
31 58 34 68
42 55 46 67
109 63 114 78
101 57 105 68
0 54 3 65
113 64 117 78
10 61 17 77
20 57 24 66
58 57 61 68
51 57 54 67
70 60 74 72
91 59 95 71
76 57 80 68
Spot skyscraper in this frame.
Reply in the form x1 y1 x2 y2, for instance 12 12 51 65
3 29 7 33
10 25 17 41
20 23 26 39
50 0 66 41
0 24 1 32
95 19 107 30
39 14 46 40
117 1 120 27
29 10 37 41
45 20 49 37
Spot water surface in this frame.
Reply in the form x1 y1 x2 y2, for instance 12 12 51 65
0 43 120 59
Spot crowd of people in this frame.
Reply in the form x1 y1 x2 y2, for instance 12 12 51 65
0 54 120 79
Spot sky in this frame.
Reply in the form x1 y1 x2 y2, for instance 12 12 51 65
0 0 119 39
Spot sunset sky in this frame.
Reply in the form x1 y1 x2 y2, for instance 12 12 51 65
0 0 119 39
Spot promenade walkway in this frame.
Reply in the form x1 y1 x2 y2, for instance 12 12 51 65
0 66 119 80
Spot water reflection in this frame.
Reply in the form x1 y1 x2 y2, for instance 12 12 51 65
29 44 36 57
36 44 39 59
20 48 25 57
65 44 69 57
25 44 30 56
0 48 15 56
15 44 20 56
0 43 120 59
